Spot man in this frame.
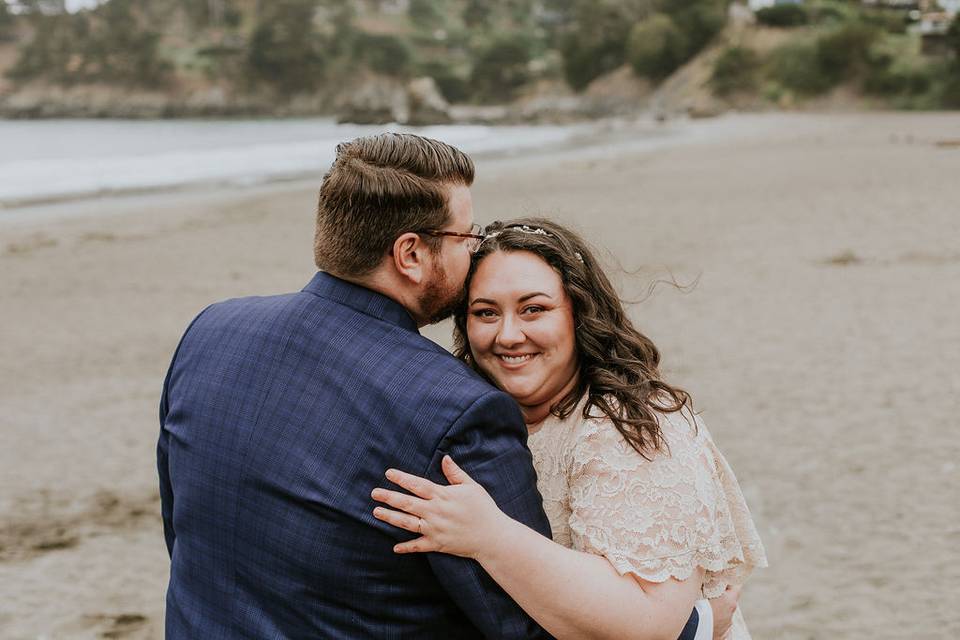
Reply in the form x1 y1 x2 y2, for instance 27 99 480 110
158 133 729 638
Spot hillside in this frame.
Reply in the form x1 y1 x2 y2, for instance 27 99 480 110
0 0 957 121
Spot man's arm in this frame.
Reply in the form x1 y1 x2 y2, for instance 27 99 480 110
424 389 553 639
157 305 212 558
158 364 176 556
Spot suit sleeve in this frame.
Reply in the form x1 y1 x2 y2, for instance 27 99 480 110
424 389 554 640
158 359 177 556
157 305 212 557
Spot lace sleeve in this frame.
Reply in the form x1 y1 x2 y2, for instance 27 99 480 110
566 411 766 595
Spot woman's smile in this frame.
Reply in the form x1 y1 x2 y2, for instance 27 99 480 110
466 250 578 423
495 352 539 367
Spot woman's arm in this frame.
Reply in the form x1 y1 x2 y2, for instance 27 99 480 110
372 456 703 640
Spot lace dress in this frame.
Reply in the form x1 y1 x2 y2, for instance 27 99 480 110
526 397 767 640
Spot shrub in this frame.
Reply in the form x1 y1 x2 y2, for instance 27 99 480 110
815 22 881 84
7 2 171 88
768 40 835 94
755 3 808 28
354 33 412 77
941 75 960 108
626 14 688 80
808 0 858 25
247 0 326 94
0 2 14 42
470 33 535 102
861 9 909 34
948 16 960 58
711 46 761 95
557 0 638 90
418 59 469 103
670 0 727 53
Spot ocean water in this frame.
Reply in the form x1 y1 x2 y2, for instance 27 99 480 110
0 118 590 209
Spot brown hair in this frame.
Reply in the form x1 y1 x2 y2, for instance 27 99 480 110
314 133 475 277
452 217 692 458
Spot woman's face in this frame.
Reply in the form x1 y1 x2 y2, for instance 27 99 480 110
466 250 578 410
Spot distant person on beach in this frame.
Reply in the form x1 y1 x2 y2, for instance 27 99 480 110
371 218 767 639
157 133 733 638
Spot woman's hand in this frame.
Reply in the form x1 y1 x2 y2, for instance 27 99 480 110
710 584 742 640
371 455 512 560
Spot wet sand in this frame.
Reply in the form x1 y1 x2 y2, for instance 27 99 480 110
1 112 958 638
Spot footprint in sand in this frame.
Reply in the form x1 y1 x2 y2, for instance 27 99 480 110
83 613 149 639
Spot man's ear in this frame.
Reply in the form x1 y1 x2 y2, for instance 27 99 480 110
392 232 427 284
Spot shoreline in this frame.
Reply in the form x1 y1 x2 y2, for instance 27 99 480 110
0 112 831 222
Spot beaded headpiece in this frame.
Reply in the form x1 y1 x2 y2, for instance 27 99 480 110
481 224 584 263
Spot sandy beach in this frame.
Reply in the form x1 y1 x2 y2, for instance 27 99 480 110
1 112 958 639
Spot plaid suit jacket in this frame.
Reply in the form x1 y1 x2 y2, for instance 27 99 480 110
158 272 554 639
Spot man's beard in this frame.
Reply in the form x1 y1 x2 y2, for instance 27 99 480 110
418 261 465 325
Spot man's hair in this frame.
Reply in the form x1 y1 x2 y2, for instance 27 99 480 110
314 133 475 277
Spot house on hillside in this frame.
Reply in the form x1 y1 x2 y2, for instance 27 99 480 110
910 10 955 53
862 0 958 12
936 0 959 15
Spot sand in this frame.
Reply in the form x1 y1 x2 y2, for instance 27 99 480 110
1 112 958 639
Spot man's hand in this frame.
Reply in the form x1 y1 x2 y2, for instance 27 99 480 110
710 584 742 640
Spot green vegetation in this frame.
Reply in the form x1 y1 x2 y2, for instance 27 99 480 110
247 0 327 93
555 1 643 90
711 2 960 109
755 4 808 28
0 0 730 100
470 33 536 102
940 19 960 107
625 0 726 82
627 14 688 81
2 0 957 111
8 0 170 87
711 46 761 96
0 2 14 42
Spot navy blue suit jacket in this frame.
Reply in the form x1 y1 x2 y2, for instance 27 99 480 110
158 272 701 639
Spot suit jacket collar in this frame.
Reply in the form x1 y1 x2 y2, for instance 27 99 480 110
303 271 419 333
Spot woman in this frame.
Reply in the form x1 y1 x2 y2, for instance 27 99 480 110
371 219 767 639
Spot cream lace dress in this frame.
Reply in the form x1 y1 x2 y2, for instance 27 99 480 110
526 397 767 640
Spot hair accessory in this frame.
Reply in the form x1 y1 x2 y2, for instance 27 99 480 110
507 224 554 237
482 223 585 263
484 224 553 241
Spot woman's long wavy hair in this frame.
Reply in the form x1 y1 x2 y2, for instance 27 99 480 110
452 217 692 458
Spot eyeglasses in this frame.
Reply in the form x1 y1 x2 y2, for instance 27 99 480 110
416 223 486 253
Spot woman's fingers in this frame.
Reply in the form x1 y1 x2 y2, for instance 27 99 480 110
372 507 439 554
372 506 422 533
371 487 429 516
384 468 438 498
440 455 476 486
393 538 437 554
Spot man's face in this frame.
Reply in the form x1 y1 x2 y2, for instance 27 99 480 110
418 184 475 325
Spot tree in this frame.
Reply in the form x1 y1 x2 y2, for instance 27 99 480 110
0 1 14 41
711 46 760 96
408 0 442 29
940 18 960 107
666 0 725 55
557 0 650 90
626 13 687 80
470 32 535 101
83 0 171 86
247 0 325 94
354 32 412 77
